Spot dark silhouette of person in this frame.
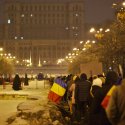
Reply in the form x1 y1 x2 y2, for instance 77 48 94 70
24 73 29 86
75 73 91 122
12 74 22 90
88 71 118 125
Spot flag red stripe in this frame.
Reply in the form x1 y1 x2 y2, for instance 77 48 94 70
48 91 62 103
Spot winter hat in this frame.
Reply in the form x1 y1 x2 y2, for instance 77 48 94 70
92 78 102 87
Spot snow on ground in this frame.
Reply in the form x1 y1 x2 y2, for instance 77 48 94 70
0 80 50 125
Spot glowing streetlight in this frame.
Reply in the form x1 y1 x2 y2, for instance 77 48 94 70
73 48 78 51
113 1 125 21
105 29 110 32
90 28 95 33
82 48 86 51
90 27 110 40
122 1 125 6
80 41 83 44
0 48 3 51
92 40 96 44
42 60 46 64
68 53 71 56
16 60 19 64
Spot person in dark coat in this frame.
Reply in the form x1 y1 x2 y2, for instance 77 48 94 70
24 73 29 86
0 74 4 85
116 73 122 85
88 71 118 125
106 79 125 125
75 73 91 122
12 74 22 90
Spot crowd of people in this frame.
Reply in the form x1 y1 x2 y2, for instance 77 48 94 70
49 71 125 125
0 73 29 90
0 70 125 125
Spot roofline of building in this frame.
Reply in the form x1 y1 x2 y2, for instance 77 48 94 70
4 0 84 4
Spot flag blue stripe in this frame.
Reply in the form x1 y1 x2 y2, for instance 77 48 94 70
54 78 67 88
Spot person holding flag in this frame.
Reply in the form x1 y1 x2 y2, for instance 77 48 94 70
48 76 67 104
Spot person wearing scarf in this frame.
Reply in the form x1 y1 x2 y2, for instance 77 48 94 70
88 71 118 125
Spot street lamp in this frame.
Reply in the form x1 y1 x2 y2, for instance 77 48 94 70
113 1 125 21
65 47 80 63
90 28 95 33
80 41 83 44
89 27 110 40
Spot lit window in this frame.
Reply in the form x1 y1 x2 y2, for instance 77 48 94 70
65 27 69 30
75 13 79 16
21 14 24 17
21 37 24 39
14 36 17 39
8 19 11 24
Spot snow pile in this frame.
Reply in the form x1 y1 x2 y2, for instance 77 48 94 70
6 96 70 125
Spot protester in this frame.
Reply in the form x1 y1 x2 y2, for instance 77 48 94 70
106 79 125 125
12 74 22 90
65 75 73 100
98 74 106 86
66 74 73 92
61 76 69 103
116 73 122 85
0 74 4 85
69 76 79 122
88 76 93 83
88 71 118 125
90 77 102 98
75 73 91 122
24 73 29 86
48 77 67 104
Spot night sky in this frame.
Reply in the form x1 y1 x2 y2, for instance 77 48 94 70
0 0 122 24
84 0 115 24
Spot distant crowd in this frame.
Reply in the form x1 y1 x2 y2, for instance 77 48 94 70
0 73 29 90
0 72 45 90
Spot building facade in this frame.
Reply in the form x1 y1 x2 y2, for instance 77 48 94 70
3 0 84 40
2 39 75 66
0 0 85 73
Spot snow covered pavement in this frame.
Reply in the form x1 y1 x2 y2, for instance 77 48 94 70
0 80 50 125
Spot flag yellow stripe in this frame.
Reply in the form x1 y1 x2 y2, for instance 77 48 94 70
51 83 66 96
107 85 116 96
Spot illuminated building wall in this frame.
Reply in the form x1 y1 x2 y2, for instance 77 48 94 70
0 0 85 66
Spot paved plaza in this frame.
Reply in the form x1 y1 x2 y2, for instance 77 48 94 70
0 80 50 124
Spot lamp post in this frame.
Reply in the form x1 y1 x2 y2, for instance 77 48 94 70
112 1 125 77
89 27 110 40
90 27 113 72
112 1 125 21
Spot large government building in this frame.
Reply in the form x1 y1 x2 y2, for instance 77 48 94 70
0 0 85 74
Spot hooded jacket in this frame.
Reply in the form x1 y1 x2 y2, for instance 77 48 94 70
106 79 125 125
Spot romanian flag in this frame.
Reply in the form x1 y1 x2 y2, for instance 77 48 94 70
101 85 116 109
48 78 67 104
